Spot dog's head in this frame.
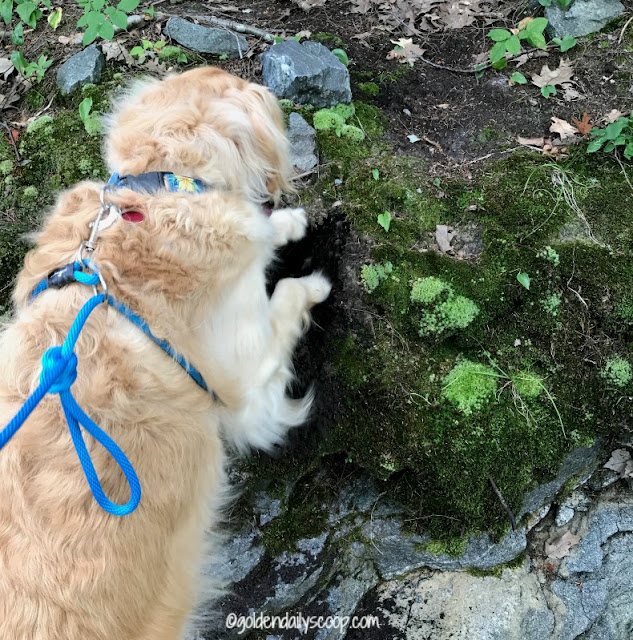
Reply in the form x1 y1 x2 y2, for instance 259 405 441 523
104 67 292 205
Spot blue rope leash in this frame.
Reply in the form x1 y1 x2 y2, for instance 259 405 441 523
3 260 211 516
1 291 141 516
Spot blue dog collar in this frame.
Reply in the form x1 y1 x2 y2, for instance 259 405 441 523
107 171 207 195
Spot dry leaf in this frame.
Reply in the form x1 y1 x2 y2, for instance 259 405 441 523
545 531 581 560
572 111 593 135
435 224 455 254
562 83 581 102
517 135 545 147
100 41 133 64
290 0 327 10
531 59 574 88
602 109 624 125
550 117 579 142
407 133 421 143
604 448 633 478
387 38 425 65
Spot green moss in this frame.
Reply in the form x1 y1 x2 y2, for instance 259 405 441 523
361 261 393 293
442 360 497 414
513 371 543 398
411 277 448 304
22 186 38 201
541 292 561 316
423 536 467 557
467 552 526 578
537 246 560 267
357 81 380 96
0 159 13 176
313 32 345 46
600 357 632 388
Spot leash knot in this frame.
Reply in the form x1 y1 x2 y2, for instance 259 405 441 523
40 346 77 394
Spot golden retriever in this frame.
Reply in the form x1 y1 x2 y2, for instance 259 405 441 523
0 67 330 639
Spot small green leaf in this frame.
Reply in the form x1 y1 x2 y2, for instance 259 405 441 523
142 39 153 49
11 21 24 45
129 45 144 56
83 24 99 45
586 138 604 153
489 41 507 64
372 168 379 181
528 32 547 50
488 28 511 42
517 272 531 290
98 20 114 40
331 48 349 66
143 5 154 18
47 6 62 29
554 35 577 52
111 9 128 30
117 0 140 12
505 35 521 56
16 1 37 28
541 85 556 99
510 71 527 84
624 142 633 160
10 50 28 75
377 211 391 232
79 97 93 122
273 35 283 44
526 17 548 34
539 0 552 5
0 0 13 26
492 57 508 70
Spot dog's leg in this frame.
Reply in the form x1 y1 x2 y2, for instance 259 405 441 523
269 207 308 247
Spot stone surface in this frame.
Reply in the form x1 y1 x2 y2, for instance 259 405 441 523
164 17 247 57
261 40 352 108
545 0 625 38
287 113 318 172
518 442 601 521
56 44 105 95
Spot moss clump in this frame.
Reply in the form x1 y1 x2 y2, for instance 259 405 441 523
423 536 467 557
537 245 560 267
357 81 379 96
22 186 38 201
513 371 543 398
313 103 364 140
442 360 497 414
411 277 479 338
0 159 13 176
600 357 632 388
361 261 393 293
541 292 561 316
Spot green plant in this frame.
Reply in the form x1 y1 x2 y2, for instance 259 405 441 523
377 211 391 232
77 0 140 45
361 261 393 293
488 18 548 69
552 36 577 52
537 246 560 267
410 277 479 338
517 272 531 290
78 97 101 136
358 81 379 96
331 48 349 66
587 115 633 159
541 292 562 316
600 357 632 388
442 360 497 415
539 0 574 7
10 51 52 82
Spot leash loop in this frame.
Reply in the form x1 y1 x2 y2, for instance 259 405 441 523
41 347 78 393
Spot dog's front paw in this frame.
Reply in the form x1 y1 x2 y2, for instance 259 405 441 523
301 272 332 306
270 207 308 246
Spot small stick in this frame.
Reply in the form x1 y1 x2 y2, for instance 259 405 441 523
488 476 517 531
0 120 21 162
182 14 276 42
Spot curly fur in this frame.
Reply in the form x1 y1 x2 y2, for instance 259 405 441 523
0 67 329 640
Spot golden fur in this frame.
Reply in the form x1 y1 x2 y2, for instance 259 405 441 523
0 67 329 639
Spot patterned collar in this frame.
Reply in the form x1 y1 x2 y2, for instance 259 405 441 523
107 171 208 195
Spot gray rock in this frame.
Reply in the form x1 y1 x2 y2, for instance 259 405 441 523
551 579 608 638
545 0 625 38
253 491 283 526
164 17 247 57
518 442 601 521
56 44 105 95
210 527 265 584
287 113 317 172
261 40 351 108
363 517 527 578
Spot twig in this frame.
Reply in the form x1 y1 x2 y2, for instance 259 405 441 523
488 476 517 531
463 147 522 165
0 120 21 162
614 150 633 192
618 15 633 44
182 14 276 42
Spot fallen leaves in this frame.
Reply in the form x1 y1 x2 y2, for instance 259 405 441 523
550 116 578 142
545 531 581 560
572 111 593 135
604 448 633 478
386 38 425 65
531 59 574 88
435 224 455 254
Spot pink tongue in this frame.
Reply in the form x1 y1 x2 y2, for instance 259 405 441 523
122 210 145 223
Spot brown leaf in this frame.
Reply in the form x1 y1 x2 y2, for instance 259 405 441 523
545 531 581 560
550 117 579 142
572 111 593 135
531 59 574 88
